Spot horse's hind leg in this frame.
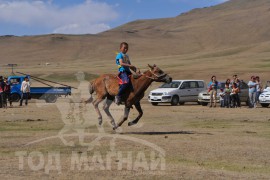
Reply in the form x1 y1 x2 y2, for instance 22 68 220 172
128 101 143 126
93 98 104 125
103 96 117 129
117 106 130 128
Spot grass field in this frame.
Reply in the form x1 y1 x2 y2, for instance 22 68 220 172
1 94 270 179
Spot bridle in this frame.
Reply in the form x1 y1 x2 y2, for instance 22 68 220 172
145 69 167 81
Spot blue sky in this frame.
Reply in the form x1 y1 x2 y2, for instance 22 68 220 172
0 0 228 36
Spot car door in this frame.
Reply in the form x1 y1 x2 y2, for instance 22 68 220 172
189 81 200 102
179 81 191 102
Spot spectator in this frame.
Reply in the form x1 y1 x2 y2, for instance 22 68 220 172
0 76 4 108
208 75 219 108
255 76 263 104
20 76 30 106
231 74 241 107
231 82 240 108
3 77 12 107
224 79 231 108
219 88 225 108
248 76 257 108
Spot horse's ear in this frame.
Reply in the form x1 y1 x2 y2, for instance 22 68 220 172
153 64 156 67
148 64 154 70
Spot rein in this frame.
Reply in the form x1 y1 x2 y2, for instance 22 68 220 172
144 69 167 81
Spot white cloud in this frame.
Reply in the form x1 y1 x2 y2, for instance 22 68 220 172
215 0 229 2
53 23 110 34
0 0 118 34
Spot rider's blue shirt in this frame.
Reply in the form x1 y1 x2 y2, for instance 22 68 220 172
116 52 131 73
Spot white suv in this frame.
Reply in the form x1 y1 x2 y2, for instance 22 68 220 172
148 80 206 106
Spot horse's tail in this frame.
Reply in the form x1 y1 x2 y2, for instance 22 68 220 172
85 80 95 104
89 80 95 95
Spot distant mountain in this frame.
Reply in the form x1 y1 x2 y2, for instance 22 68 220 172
1 0 270 65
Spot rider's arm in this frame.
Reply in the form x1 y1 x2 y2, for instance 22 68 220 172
119 59 135 68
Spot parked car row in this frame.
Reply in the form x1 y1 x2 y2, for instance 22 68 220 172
148 80 267 107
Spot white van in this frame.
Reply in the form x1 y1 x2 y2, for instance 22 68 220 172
148 80 206 106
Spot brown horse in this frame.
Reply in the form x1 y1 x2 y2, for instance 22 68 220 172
85 64 172 130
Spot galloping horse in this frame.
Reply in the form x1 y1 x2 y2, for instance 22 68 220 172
85 64 172 130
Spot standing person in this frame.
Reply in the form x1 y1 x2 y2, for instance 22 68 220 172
248 76 257 108
255 76 263 104
224 79 231 108
208 75 219 108
219 88 225 108
232 74 241 107
230 83 240 108
0 76 4 108
115 42 136 105
3 77 12 107
20 76 30 106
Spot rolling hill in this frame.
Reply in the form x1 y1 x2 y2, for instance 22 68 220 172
0 0 270 80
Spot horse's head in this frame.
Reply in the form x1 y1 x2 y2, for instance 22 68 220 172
147 64 172 83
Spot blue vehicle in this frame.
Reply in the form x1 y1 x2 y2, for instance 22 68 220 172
8 75 72 103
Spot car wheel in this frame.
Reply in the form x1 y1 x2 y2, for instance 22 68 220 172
179 102 185 105
261 103 269 108
11 93 21 102
151 102 158 106
201 102 208 106
197 101 201 105
171 96 179 106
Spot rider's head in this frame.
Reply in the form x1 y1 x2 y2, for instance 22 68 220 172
120 42 128 54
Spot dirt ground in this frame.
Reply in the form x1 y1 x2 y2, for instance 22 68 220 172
0 50 270 179
1 94 270 179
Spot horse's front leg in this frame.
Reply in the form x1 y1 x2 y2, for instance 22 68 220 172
116 106 130 128
128 101 143 126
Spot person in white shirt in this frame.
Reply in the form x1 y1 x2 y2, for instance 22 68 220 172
255 76 263 104
248 76 257 108
20 76 30 106
219 88 225 108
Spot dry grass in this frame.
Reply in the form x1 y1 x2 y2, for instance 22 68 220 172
1 101 270 179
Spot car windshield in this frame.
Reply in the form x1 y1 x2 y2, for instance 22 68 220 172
10 78 20 85
160 81 181 88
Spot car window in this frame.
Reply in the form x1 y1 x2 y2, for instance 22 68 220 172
160 81 181 88
190 81 198 88
219 82 225 89
10 78 20 85
180 82 190 89
239 81 248 89
198 81 204 88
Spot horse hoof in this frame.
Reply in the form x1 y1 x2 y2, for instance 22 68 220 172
113 125 118 130
128 122 135 126
98 118 102 126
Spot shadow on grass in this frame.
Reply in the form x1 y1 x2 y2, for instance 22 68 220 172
120 131 213 135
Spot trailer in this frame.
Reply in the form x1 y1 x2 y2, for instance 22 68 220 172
8 74 72 103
